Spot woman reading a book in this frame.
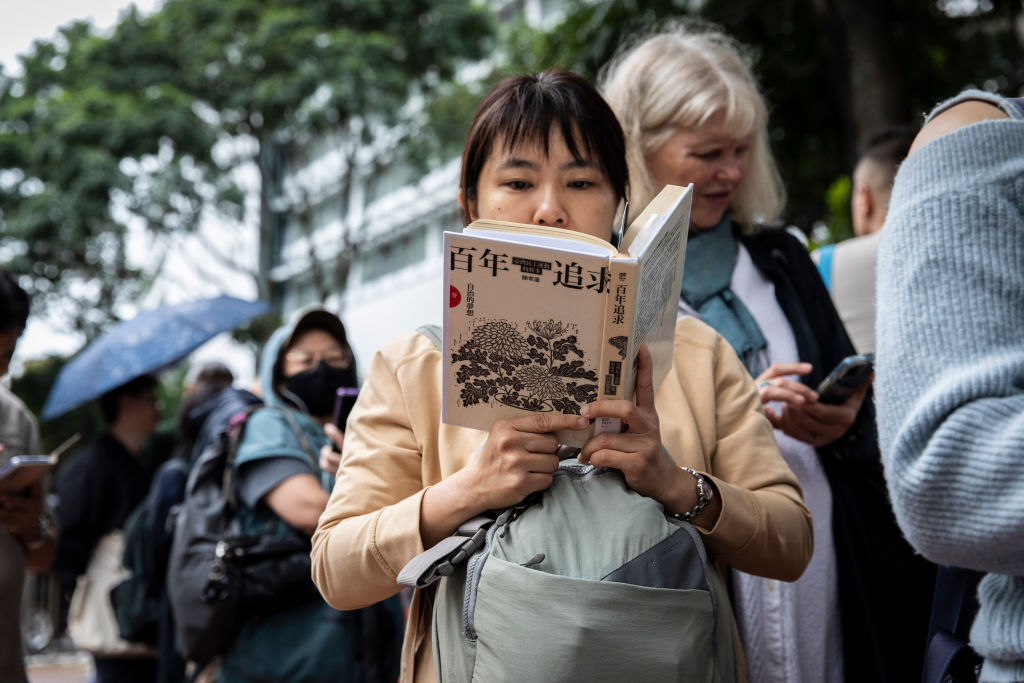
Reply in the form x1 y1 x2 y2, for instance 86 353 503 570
311 69 813 682
601 23 936 683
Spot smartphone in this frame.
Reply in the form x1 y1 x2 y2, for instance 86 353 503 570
333 387 360 432
0 433 79 494
816 353 875 405
0 456 52 493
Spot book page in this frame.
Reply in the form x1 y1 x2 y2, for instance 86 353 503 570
624 185 692 392
467 220 617 255
622 183 692 256
465 227 613 258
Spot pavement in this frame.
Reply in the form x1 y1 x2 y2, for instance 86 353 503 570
25 652 93 683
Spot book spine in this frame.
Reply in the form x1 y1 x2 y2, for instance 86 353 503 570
594 257 639 435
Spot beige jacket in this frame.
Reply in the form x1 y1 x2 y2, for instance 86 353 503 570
312 316 813 683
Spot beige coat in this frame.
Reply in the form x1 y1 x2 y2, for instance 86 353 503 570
311 316 813 683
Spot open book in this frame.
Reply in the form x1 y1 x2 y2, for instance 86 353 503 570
442 184 692 446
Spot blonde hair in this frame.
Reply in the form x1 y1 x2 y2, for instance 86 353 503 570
600 22 785 230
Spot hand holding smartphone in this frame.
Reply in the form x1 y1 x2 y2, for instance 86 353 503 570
332 387 360 432
0 433 81 493
816 353 874 405
328 387 359 455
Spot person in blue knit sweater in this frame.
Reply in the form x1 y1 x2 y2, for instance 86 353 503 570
876 89 1024 683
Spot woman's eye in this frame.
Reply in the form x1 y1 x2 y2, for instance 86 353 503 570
568 179 595 189
694 150 721 160
505 180 530 190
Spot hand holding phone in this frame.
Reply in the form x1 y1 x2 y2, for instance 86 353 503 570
816 353 875 405
0 456 51 493
0 433 80 493
326 387 359 460
332 387 360 431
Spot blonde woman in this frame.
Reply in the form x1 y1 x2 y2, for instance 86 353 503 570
601 24 936 683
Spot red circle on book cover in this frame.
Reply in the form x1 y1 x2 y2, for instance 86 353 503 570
449 286 462 308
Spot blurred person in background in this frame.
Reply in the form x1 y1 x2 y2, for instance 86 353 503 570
55 373 160 682
812 126 917 354
214 307 403 683
152 361 260 683
601 22 935 683
0 268 57 683
182 361 261 463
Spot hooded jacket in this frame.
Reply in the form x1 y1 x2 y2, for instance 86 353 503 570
218 309 405 683
234 317 332 486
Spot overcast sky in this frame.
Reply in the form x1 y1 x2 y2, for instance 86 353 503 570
2 0 263 386
0 0 161 76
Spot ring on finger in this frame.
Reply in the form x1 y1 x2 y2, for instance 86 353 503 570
759 380 772 389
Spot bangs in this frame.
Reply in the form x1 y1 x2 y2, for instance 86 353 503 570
459 69 628 224
487 91 596 167
671 78 764 140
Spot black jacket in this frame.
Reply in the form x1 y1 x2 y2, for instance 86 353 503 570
740 227 936 683
55 433 151 585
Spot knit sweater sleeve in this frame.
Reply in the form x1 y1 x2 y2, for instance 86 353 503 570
876 91 1024 573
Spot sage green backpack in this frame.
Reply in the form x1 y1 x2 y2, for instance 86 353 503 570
400 457 740 683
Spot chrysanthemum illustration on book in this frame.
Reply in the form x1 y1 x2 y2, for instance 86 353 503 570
451 318 598 414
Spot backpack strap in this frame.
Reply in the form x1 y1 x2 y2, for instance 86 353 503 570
922 565 983 683
221 404 265 508
416 324 443 351
220 403 321 506
265 404 318 463
397 515 494 588
398 490 544 588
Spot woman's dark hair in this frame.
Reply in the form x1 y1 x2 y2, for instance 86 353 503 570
0 269 29 335
459 69 629 225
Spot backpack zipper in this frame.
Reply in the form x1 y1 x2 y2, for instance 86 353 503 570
462 495 539 640
460 468 603 640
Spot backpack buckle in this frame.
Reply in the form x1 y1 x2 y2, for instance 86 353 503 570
397 515 495 588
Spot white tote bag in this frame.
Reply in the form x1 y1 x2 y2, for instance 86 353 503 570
67 530 154 656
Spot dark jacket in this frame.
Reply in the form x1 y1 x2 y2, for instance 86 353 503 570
55 434 151 589
740 227 936 683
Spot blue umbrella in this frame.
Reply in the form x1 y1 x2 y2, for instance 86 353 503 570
42 295 270 420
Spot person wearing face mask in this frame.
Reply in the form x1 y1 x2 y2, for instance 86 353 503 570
601 22 936 683
214 307 404 683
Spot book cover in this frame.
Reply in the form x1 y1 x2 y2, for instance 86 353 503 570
442 184 692 446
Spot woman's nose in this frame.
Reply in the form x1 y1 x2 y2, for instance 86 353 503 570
716 157 744 182
532 189 567 226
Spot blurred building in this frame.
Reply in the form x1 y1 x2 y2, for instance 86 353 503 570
259 0 563 370
263 139 457 370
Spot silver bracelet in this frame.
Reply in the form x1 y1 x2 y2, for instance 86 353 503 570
26 513 53 550
667 467 714 522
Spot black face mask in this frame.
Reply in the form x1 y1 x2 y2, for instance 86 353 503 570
284 361 357 417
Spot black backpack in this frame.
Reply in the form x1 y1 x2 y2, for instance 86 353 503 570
166 405 319 667
923 566 984 683
109 458 189 645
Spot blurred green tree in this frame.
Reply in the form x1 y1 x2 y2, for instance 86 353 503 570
0 0 494 336
501 0 1022 237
